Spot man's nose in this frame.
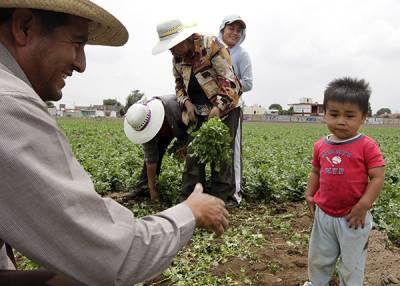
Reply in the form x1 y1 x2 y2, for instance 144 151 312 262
74 48 86 73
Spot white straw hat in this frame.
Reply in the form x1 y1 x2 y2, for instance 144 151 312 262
0 0 128 46
124 99 165 144
152 18 196 55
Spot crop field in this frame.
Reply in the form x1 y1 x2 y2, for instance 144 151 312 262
20 119 400 285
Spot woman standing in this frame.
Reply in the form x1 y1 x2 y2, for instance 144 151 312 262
219 15 253 206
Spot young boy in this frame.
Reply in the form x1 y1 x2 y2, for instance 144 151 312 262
304 77 385 286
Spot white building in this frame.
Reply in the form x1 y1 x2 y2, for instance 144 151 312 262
243 104 267 115
288 98 323 116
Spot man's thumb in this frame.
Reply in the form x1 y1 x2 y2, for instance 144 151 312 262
194 183 203 194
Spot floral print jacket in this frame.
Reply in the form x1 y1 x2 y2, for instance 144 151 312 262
172 34 242 117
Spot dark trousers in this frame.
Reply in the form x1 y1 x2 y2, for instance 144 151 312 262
181 108 240 202
0 269 83 286
135 136 173 191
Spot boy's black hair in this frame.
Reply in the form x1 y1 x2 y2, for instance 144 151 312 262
323 77 371 114
0 8 70 35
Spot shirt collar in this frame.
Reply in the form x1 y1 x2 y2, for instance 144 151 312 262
0 43 32 87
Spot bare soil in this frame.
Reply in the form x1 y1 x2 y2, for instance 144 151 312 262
110 193 400 286
215 203 400 286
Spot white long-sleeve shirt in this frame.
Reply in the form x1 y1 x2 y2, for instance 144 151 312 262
0 43 195 286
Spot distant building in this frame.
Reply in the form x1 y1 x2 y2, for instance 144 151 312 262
288 97 323 116
49 104 120 118
243 104 267 115
63 109 82 118
47 106 57 116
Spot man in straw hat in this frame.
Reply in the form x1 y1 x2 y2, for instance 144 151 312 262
153 18 242 205
0 1 229 285
124 95 188 201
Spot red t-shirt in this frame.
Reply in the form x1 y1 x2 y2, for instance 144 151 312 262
312 134 385 217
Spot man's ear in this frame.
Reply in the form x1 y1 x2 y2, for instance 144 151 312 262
11 9 36 46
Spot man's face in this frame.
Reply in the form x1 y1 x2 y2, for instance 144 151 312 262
27 15 88 101
170 38 191 57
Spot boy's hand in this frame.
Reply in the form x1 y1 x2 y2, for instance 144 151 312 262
305 193 315 217
149 188 160 202
345 203 369 229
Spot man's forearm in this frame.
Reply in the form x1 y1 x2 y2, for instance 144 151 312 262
146 163 157 192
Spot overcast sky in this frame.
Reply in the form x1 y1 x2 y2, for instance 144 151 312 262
60 0 400 113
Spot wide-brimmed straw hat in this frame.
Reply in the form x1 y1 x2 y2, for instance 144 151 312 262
152 18 196 55
124 98 165 144
0 0 128 46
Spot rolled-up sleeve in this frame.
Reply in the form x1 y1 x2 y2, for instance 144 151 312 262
143 138 159 164
0 93 195 286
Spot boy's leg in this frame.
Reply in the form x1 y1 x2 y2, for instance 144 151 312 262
336 211 373 286
308 206 340 286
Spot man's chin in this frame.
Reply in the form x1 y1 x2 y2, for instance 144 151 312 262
53 91 63 101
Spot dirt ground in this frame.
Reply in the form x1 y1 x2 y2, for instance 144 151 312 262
212 203 400 286
111 193 400 286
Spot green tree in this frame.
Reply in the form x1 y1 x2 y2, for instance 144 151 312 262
376 108 391 116
269 104 282 111
279 106 294 115
124 90 145 112
103 99 121 107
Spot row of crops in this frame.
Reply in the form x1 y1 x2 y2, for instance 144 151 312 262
58 118 400 240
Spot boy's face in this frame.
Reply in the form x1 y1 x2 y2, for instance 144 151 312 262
324 101 367 140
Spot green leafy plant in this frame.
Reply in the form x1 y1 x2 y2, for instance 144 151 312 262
188 118 232 172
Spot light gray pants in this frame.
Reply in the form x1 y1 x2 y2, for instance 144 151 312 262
308 206 373 286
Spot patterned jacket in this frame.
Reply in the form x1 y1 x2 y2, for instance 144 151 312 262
172 34 242 117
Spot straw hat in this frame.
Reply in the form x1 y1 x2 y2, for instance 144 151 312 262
124 99 165 144
152 18 196 55
0 0 128 46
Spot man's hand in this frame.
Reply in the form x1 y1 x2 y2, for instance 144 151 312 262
175 146 187 161
345 202 369 229
184 183 229 236
184 100 196 122
149 188 160 202
305 192 315 218
208 106 221 119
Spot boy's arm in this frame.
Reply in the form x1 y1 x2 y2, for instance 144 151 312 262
345 166 385 229
305 166 320 217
